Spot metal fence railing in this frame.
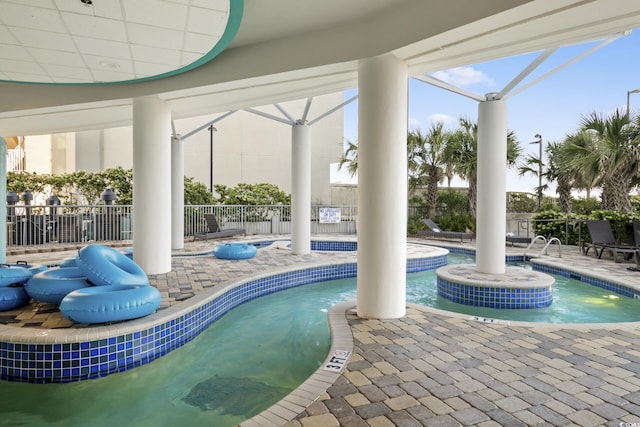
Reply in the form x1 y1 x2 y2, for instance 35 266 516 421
6 204 132 247
4 204 360 249
3 203 587 249
185 205 359 236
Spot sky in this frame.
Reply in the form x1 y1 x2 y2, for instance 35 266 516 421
337 29 640 197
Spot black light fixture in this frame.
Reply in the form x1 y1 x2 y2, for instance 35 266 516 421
100 188 118 205
20 190 33 205
80 0 93 5
46 195 61 206
6 191 19 205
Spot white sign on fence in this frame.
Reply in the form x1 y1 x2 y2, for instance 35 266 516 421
319 208 341 224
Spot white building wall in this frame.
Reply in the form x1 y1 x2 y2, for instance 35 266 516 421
27 93 344 205
176 93 344 204
24 135 54 174
102 127 133 170
75 130 102 172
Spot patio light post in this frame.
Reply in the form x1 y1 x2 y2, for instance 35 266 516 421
207 125 217 194
627 88 640 116
530 133 543 209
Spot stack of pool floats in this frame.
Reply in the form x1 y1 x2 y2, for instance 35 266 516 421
0 245 161 324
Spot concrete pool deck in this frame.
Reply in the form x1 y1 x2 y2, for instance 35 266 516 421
5 236 640 426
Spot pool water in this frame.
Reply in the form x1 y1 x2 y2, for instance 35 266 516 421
0 282 346 427
1 254 639 426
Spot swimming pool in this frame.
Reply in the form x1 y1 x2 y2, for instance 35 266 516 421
2 253 639 426
0 278 339 427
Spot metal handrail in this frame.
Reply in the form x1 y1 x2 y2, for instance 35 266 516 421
542 237 562 258
523 235 547 258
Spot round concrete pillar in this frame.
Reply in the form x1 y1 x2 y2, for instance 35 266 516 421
356 54 408 319
132 96 172 274
476 95 507 274
291 123 311 254
171 135 185 250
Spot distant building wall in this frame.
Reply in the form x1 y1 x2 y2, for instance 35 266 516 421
24 135 53 174
68 92 345 205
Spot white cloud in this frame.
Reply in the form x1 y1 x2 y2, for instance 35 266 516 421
408 117 421 130
428 113 456 126
432 66 494 88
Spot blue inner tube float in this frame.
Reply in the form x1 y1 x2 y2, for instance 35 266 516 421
0 286 30 312
60 285 162 324
0 264 33 287
213 243 257 260
25 267 91 304
121 247 133 259
59 257 77 268
12 261 48 275
76 244 148 286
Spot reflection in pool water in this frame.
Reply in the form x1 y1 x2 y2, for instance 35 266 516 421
1 253 638 426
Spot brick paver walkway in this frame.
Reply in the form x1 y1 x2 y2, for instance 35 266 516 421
5 236 640 426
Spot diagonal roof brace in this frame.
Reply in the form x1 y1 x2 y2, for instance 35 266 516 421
181 110 237 140
414 31 630 103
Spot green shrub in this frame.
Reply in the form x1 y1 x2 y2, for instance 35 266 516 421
436 213 474 233
8 168 216 206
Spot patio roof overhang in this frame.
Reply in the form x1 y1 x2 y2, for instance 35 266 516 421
0 0 639 136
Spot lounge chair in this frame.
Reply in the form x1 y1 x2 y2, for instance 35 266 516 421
506 233 532 246
193 213 246 240
628 221 640 271
584 219 639 263
419 219 473 243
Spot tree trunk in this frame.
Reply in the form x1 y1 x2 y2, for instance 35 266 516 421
602 171 632 212
557 178 572 214
467 171 477 220
426 170 439 220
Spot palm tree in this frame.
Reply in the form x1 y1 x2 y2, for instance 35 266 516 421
338 139 358 177
543 141 573 213
561 131 599 199
445 117 522 219
564 109 640 212
407 123 452 219
516 151 545 209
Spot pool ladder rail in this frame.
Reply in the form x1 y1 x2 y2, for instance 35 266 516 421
524 235 562 258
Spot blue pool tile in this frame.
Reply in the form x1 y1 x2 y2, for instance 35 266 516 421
0 245 636 383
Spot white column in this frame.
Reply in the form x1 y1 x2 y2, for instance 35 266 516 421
291 122 311 254
476 94 507 274
0 138 6 264
356 54 408 319
171 136 184 250
132 97 172 274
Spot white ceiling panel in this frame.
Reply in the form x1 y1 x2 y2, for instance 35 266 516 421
130 44 181 66
83 54 134 74
43 63 92 80
0 58 46 75
73 37 131 60
91 68 137 82
187 8 228 36
27 47 85 67
3 71 52 82
122 0 188 31
10 27 76 52
0 2 66 32
0 45 32 62
133 62 176 78
10 0 56 8
61 13 128 42
126 23 184 50
184 33 220 55
0 25 19 44
192 0 228 12
0 0 234 84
